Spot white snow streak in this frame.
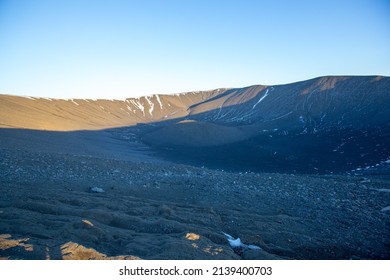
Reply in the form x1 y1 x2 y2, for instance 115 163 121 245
145 96 154 115
130 99 145 116
252 89 269 109
155 94 163 109
71 99 79 106
268 111 293 122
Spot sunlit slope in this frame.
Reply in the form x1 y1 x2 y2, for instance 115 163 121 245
0 89 226 131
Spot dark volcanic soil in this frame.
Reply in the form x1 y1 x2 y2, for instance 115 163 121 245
0 143 389 259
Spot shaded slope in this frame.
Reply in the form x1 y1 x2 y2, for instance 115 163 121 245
187 76 390 129
143 120 252 147
138 76 390 174
142 76 390 147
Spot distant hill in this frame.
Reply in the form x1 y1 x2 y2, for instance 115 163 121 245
1 75 389 174
0 88 226 130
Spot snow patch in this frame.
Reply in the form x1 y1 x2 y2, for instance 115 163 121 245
381 206 390 212
155 94 163 109
130 99 145 116
252 89 269 109
89 187 105 193
145 96 154 115
222 232 261 250
268 111 293 122
352 156 390 173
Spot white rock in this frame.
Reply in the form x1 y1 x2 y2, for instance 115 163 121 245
90 187 105 193
381 206 390 212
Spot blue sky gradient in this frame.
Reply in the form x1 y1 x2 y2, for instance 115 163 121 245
0 0 389 99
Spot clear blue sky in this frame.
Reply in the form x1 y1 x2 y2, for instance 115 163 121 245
0 0 389 99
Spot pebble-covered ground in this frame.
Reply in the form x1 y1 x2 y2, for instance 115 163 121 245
1 146 389 260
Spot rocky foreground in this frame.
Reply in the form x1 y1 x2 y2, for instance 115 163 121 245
1 146 389 260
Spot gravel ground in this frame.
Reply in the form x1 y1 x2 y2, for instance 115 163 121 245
1 146 389 260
